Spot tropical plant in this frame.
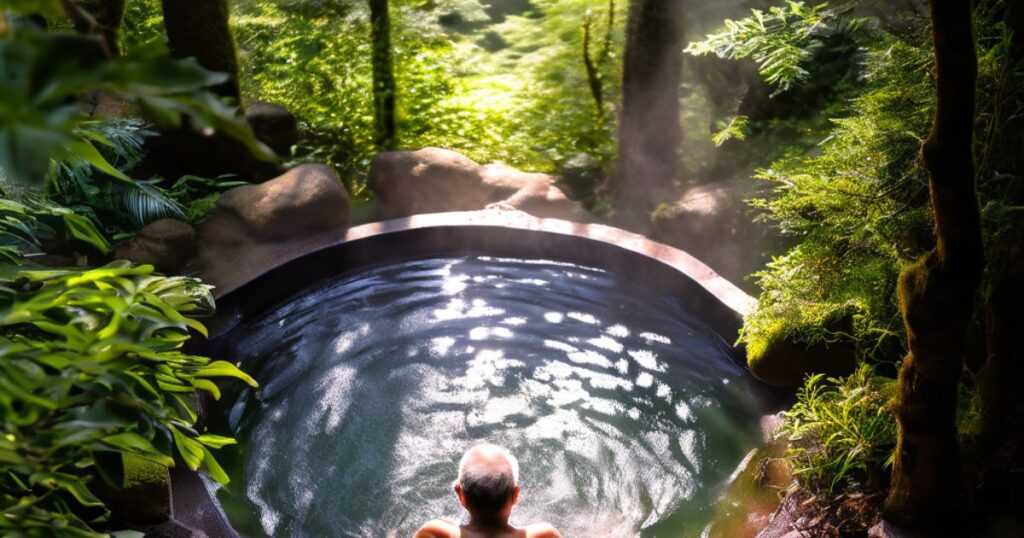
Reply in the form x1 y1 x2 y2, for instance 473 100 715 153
781 364 897 494
0 261 257 535
0 10 273 188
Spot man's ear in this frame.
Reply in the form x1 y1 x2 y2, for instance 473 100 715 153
454 483 469 510
509 486 521 507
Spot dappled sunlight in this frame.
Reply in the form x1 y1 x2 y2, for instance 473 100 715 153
217 256 765 537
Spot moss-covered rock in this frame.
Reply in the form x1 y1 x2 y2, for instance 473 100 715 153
96 453 172 525
747 307 859 388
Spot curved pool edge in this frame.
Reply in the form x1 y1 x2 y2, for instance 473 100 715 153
166 209 773 538
200 209 756 345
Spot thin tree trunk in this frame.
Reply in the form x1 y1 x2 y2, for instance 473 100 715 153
883 0 983 531
70 0 126 57
614 0 684 228
160 0 242 103
370 0 397 151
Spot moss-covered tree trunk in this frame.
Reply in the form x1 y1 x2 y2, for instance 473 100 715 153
70 0 126 57
370 0 397 151
160 0 241 103
883 0 983 531
614 0 685 228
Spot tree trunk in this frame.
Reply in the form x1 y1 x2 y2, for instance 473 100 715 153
370 0 397 151
883 0 983 532
71 0 126 57
614 0 685 228
160 0 242 103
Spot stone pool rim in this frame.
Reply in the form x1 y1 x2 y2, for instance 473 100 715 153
164 209 765 537
200 209 756 343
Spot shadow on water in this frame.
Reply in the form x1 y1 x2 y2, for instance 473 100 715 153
212 256 774 537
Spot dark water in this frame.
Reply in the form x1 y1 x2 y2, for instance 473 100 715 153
215 256 767 537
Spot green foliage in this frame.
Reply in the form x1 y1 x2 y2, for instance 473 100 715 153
0 17 273 187
0 262 257 535
229 0 624 202
0 191 111 262
711 115 750 146
232 0 376 197
741 5 1024 371
1 6 266 533
782 364 896 495
686 2 870 94
51 119 248 233
740 30 938 365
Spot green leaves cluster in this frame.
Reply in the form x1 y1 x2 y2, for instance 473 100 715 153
686 2 870 94
781 364 896 494
0 262 257 535
0 195 111 264
739 28 938 366
0 17 273 188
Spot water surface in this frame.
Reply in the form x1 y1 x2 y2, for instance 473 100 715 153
216 256 766 537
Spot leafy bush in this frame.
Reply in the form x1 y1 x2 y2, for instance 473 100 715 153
738 34 935 365
51 119 247 235
0 20 271 188
1 6 263 534
739 3 1024 368
781 364 897 494
686 1 871 94
0 261 257 535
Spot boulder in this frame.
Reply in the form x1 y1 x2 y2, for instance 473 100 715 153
747 312 859 388
115 219 197 274
193 164 350 292
214 164 349 241
369 147 586 221
245 101 299 156
651 176 787 292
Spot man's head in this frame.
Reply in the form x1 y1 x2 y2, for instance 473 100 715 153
454 444 520 521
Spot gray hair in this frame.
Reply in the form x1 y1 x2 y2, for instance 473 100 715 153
457 444 519 516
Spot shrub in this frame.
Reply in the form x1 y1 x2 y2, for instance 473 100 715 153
781 364 897 494
738 26 937 366
0 261 257 535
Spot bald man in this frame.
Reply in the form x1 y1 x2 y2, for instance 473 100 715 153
415 444 562 538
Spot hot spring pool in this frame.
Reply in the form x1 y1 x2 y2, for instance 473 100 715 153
213 255 768 537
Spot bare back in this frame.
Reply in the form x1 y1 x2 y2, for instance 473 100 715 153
414 519 562 538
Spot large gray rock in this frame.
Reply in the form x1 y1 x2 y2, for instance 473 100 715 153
651 177 786 291
193 164 350 292
369 147 586 221
115 219 197 274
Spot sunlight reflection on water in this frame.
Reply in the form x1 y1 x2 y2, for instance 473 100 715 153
217 256 765 538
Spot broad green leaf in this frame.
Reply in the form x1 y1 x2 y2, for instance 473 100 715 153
170 427 203 471
101 433 175 467
193 360 258 387
195 434 236 449
199 445 230 485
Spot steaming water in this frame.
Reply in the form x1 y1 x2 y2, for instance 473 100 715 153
216 256 766 537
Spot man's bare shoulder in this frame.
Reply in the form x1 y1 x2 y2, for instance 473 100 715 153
523 523 562 538
414 519 460 538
